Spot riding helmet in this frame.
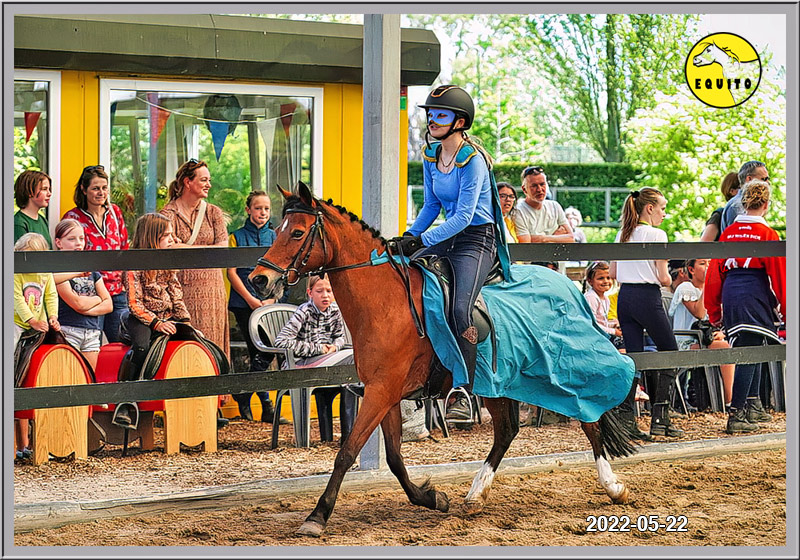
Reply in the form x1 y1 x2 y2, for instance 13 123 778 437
419 85 475 130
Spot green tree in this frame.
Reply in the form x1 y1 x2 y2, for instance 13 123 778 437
506 14 699 162
405 14 561 163
624 79 786 240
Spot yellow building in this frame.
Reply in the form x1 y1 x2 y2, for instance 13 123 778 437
13 13 439 422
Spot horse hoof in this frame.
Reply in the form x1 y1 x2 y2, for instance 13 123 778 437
296 520 325 538
434 491 450 512
464 499 484 515
610 486 630 504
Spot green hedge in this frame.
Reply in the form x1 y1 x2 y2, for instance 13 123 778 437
407 161 639 188
408 162 640 227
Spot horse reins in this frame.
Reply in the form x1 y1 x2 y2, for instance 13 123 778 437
255 206 427 338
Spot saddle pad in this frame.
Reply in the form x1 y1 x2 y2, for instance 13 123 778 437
369 251 635 422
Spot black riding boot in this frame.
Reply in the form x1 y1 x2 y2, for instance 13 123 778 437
649 370 684 437
615 378 654 442
446 327 478 422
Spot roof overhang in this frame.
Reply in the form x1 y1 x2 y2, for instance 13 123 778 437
14 14 440 86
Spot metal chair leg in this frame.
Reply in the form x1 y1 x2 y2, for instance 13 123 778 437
270 389 289 449
290 387 311 447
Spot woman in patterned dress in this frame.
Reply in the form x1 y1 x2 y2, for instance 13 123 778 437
159 159 231 359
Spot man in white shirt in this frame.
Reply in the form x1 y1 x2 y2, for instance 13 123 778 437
513 166 575 243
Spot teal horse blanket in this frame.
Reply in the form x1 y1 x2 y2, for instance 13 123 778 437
369 252 635 423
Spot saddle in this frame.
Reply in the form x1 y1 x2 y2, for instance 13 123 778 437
118 319 230 381
409 255 501 399
14 328 96 387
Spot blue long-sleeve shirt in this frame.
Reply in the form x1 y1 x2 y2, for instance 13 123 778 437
407 152 494 247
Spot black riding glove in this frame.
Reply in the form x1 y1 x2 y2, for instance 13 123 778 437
388 234 424 256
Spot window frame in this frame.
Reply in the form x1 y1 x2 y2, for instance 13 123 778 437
98 78 325 199
13 69 62 237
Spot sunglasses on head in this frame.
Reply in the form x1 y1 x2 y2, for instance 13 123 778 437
426 109 456 127
523 166 544 178
82 164 104 174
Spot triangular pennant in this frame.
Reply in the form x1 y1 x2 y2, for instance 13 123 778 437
279 103 297 136
256 119 276 157
147 93 171 144
208 120 229 161
24 112 41 143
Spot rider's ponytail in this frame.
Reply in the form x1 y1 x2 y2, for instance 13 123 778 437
462 132 494 170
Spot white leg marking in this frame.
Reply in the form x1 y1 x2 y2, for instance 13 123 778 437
465 462 496 511
596 456 626 500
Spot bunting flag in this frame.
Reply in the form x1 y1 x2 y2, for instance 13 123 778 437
208 120 229 161
280 103 297 136
24 112 41 143
256 119 276 158
147 93 171 144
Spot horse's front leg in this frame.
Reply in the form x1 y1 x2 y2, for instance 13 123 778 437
381 401 450 512
464 397 519 514
296 384 396 538
581 421 630 504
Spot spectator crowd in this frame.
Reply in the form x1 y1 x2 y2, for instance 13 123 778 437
12 157 785 460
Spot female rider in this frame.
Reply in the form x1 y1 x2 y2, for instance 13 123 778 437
390 85 510 422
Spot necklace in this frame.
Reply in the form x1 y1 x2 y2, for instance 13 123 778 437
439 141 463 170
176 199 198 222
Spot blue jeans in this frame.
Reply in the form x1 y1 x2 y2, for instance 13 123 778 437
416 223 497 337
102 292 130 343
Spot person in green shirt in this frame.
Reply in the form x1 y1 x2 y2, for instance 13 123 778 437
14 169 53 248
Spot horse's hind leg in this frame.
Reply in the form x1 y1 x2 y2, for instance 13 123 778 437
581 421 630 504
464 397 519 514
381 402 450 512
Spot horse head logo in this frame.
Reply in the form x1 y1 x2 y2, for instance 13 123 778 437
685 32 762 108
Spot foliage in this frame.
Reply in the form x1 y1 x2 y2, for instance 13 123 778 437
504 14 699 162
624 79 786 240
13 127 41 179
404 14 564 163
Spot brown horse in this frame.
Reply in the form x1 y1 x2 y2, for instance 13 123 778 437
249 183 636 538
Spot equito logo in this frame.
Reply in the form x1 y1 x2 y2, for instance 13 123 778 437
685 32 762 108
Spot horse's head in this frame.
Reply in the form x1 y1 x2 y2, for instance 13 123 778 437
249 182 331 300
693 42 728 67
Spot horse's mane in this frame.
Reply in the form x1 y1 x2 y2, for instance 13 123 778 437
282 195 387 244
700 41 741 64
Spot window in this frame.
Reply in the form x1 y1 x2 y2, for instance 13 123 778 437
13 70 61 222
100 79 322 231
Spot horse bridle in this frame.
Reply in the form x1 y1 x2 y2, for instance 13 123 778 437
255 205 426 338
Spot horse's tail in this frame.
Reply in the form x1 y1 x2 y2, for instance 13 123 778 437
598 408 640 458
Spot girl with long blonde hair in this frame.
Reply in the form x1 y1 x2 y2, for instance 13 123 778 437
610 187 682 440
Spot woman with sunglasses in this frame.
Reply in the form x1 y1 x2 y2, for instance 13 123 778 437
389 85 511 423
497 182 518 243
160 159 231 361
62 165 130 343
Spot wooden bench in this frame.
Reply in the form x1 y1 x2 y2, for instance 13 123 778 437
15 344 93 466
89 340 220 455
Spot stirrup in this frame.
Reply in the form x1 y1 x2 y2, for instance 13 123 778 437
112 402 139 430
445 387 474 423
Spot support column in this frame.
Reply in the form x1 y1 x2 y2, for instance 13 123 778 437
358 13 401 471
